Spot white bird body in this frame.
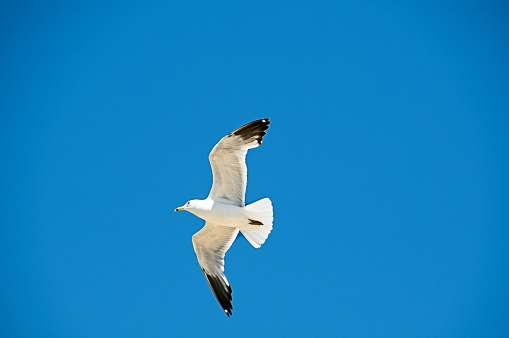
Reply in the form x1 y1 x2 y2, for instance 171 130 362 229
175 118 273 317
184 198 250 227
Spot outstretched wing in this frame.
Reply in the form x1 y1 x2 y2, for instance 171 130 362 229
192 222 239 317
208 118 270 206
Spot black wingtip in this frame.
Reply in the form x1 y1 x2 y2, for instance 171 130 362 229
203 271 233 317
231 118 270 144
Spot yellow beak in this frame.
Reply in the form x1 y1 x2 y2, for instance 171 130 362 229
175 206 184 212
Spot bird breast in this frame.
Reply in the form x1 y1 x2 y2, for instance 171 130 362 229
199 201 247 227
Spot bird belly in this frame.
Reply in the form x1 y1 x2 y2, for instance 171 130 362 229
204 202 247 227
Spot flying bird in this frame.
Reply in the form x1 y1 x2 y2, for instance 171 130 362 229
175 118 273 317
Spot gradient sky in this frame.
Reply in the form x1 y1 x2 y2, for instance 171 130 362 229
1 1 508 337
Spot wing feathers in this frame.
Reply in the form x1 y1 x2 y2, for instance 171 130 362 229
203 272 233 317
208 118 270 206
192 222 238 316
231 118 270 144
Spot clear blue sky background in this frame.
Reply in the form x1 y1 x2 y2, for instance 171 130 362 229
1 1 508 337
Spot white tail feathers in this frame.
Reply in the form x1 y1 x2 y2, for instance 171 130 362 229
241 198 274 248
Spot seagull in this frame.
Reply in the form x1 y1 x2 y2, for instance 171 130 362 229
175 118 273 317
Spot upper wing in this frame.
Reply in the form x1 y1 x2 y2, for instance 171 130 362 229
192 222 239 317
208 118 270 206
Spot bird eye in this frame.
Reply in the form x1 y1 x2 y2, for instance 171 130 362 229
186 202 190 205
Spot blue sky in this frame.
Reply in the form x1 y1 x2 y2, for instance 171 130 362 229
1 1 508 337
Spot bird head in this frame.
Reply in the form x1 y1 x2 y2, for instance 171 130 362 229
175 200 194 212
